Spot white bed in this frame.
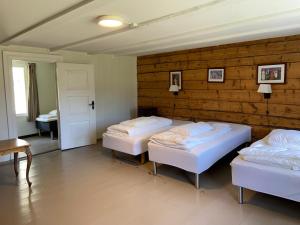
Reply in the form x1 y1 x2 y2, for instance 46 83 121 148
102 120 190 161
35 110 58 139
231 129 300 203
231 156 300 203
148 122 251 188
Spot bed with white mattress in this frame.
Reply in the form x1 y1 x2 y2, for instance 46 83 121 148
102 117 190 163
231 129 300 203
148 122 251 188
231 156 300 203
103 126 173 156
35 110 58 139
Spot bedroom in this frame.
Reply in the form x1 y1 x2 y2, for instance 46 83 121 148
0 0 299 225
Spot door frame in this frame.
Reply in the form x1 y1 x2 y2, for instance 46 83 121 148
3 51 63 142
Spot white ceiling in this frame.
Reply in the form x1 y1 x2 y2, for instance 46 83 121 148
1 0 300 56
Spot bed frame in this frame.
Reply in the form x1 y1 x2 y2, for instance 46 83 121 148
35 120 58 140
103 120 190 165
152 161 202 188
149 123 251 189
231 156 300 203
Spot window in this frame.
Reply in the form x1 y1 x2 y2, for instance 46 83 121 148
12 66 28 115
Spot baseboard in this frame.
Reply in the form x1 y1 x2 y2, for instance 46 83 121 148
18 133 39 139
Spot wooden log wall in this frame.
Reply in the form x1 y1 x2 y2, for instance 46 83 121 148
137 35 300 139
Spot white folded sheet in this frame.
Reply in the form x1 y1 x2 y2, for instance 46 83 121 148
39 114 57 119
106 116 172 137
242 155 300 170
36 117 57 122
150 122 232 150
169 122 213 137
239 144 300 159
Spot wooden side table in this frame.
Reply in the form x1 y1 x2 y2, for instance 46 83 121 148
0 139 32 187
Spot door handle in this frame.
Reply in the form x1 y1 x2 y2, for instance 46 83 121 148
89 101 95 110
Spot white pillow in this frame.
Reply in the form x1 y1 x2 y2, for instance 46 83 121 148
268 129 300 148
49 109 57 116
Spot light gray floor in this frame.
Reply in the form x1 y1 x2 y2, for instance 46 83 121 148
23 135 58 155
0 142 299 225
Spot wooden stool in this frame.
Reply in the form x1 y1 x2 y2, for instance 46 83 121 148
0 139 32 187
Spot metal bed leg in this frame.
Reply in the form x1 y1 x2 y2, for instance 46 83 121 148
195 173 200 189
153 162 157 175
239 187 244 204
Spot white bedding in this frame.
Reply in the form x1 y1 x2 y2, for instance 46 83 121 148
238 129 300 170
39 114 56 119
103 120 191 155
150 122 231 150
242 155 300 170
169 122 213 137
149 123 251 174
103 126 171 155
36 109 58 122
120 116 160 127
231 156 300 202
107 116 172 137
36 117 57 122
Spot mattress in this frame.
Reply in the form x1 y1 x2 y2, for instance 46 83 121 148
231 156 300 202
36 117 58 122
102 120 191 155
148 123 251 174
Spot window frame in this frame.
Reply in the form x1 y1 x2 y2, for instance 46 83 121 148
12 61 29 117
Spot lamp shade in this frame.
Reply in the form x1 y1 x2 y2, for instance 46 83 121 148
257 84 272 94
169 84 179 92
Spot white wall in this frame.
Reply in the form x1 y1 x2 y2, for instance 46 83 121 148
16 116 37 137
36 62 57 114
92 54 137 137
0 52 10 162
0 45 137 143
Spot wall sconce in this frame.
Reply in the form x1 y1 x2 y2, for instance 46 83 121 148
257 84 272 99
257 84 272 116
169 84 179 118
169 84 179 95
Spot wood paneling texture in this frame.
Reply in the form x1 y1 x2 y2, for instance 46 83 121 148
137 35 300 139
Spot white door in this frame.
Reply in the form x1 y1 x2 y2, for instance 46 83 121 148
56 63 97 150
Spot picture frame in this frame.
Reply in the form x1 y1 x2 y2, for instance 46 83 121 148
257 63 286 84
169 71 182 90
207 68 225 83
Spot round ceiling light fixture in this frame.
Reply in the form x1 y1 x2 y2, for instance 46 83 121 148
97 15 124 28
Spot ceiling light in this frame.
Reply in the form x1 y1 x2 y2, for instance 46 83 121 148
97 16 124 28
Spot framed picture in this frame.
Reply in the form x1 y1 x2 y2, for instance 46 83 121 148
208 68 225 83
170 71 182 90
257 63 286 84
